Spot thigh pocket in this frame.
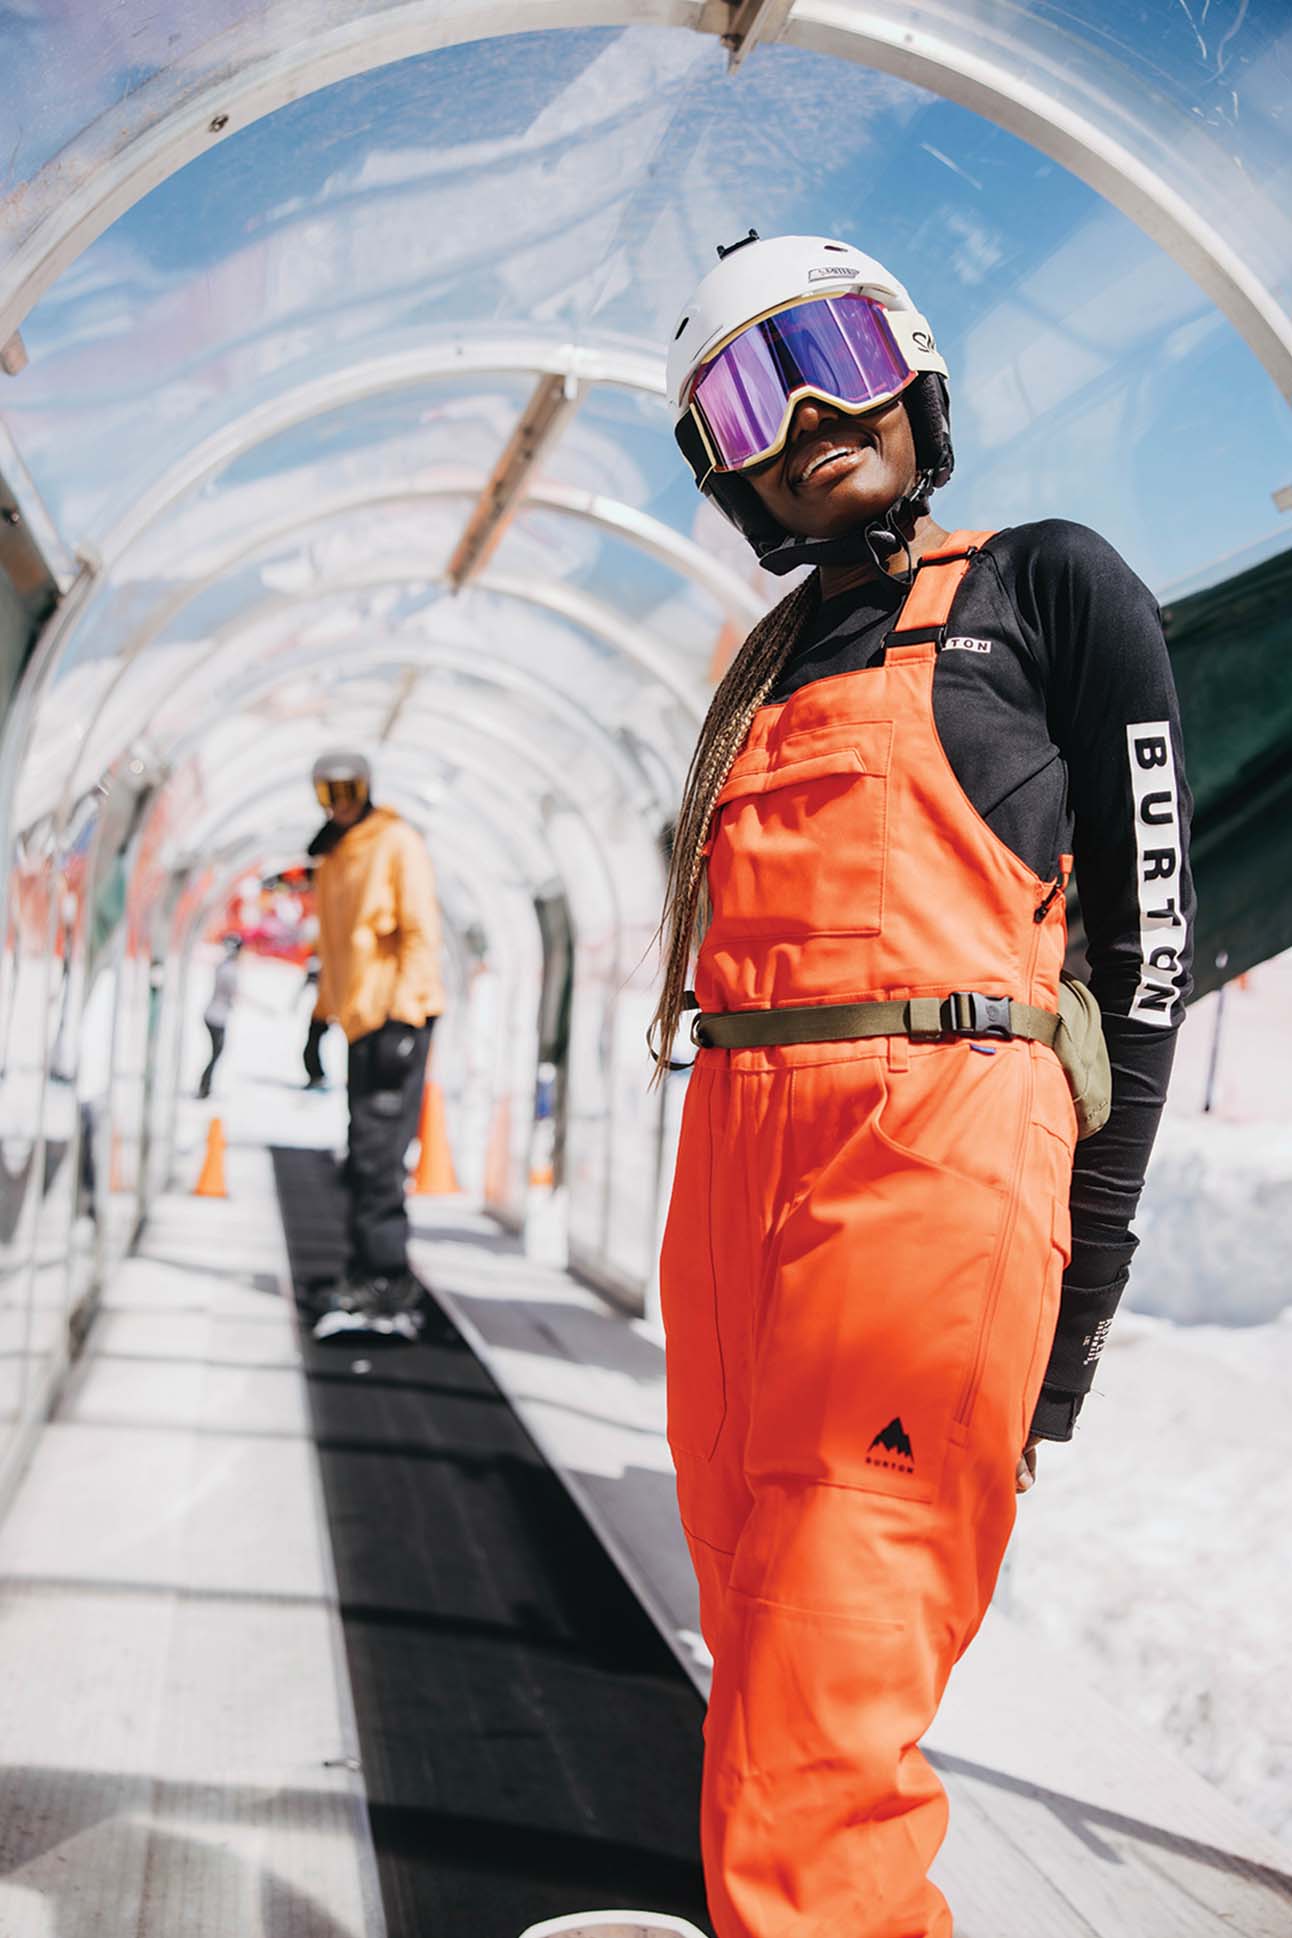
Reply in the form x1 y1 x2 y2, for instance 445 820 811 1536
659 1081 728 1461
746 1105 1007 1504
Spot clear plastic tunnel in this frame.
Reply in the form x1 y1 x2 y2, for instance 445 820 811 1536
0 6 1290 1934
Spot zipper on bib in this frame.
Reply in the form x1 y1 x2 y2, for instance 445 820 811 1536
953 1048 1035 1430
953 896 1046 1430
1032 853 1072 925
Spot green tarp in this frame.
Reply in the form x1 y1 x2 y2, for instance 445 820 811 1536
1163 544 1292 1001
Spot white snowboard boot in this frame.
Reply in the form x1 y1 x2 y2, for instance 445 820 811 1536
519 1916 708 1938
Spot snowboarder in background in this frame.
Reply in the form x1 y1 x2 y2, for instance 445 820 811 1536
197 934 242 1101
307 750 445 1342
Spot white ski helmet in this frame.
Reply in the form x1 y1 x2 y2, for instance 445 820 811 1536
668 231 953 574
312 748 371 811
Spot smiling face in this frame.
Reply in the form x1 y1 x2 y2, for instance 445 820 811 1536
744 393 917 542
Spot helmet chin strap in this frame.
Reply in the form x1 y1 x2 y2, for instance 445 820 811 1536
758 468 934 584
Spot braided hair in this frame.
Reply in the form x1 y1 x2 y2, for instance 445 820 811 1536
650 572 819 1077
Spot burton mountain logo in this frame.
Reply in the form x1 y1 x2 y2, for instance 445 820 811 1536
866 1417 915 1471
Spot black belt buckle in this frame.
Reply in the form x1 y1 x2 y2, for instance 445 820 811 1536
940 991 1013 1040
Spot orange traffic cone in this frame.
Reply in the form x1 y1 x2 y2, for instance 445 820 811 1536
409 1083 459 1195
193 1117 227 1198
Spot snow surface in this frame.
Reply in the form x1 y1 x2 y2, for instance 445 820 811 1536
1006 1306 1292 1842
1008 950 1292 1844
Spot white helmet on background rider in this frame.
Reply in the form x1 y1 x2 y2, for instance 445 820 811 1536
311 749 371 814
668 231 953 575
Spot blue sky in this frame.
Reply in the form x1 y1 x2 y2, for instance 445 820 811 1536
5 25 1290 614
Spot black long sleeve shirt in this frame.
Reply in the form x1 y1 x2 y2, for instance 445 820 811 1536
769 521 1195 1436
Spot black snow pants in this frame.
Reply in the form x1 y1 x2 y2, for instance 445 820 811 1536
345 1019 433 1279
198 1023 226 1100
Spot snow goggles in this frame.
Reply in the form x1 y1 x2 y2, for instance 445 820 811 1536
678 292 915 481
314 776 367 810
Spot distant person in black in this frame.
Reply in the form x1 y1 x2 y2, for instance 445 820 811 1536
197 935 242 1101
301 954 328 1089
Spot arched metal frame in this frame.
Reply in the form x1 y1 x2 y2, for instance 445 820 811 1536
70 560 704 811
11 490 724 849
1 0 1288 1361
124 588 688 822
154 691 621 933
3 5 1285 883
0 336 695 862
0 1 1288 400
72 474 760 699
84 341 666 569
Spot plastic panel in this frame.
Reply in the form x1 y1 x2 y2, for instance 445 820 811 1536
0 7 1289 1385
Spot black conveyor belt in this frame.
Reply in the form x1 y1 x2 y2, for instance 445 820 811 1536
272 1146 712 1938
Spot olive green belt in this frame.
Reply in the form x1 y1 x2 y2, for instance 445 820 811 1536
686 990 1061 1051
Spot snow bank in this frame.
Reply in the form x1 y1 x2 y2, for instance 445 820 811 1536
1009 954 1292 1843
1130 1116 1292 1325
1007 1308 1292 1843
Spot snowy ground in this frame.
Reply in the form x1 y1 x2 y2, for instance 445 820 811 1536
191 950 1292 1847
1009 952 1292 1844
1007 1306 1292 1841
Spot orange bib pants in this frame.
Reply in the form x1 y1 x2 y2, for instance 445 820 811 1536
660 537 1077 1938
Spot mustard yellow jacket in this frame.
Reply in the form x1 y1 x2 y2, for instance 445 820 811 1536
312 807 445 1043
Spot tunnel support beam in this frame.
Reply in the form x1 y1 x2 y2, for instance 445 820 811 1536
446 373 584 593
722 0 795 70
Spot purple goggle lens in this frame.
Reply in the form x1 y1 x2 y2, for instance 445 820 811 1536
690 293 912 473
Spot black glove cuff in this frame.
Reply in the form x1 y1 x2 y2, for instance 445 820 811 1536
1029 1384 1082 1443
1043 1272 1129 1397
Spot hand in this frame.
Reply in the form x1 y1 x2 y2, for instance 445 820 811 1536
1016 1437 1039 1494
304 1016 327 1083
373 1019 421 1089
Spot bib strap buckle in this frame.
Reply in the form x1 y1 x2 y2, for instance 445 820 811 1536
938 990 1014 1040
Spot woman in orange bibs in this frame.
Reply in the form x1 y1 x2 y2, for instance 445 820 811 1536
652 232 1193 1938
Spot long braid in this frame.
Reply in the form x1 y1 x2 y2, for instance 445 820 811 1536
650 571 819 1077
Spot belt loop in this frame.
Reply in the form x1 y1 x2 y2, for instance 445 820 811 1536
888 988 909 1072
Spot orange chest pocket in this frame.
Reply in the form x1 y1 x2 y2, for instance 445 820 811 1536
706 718 894 939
